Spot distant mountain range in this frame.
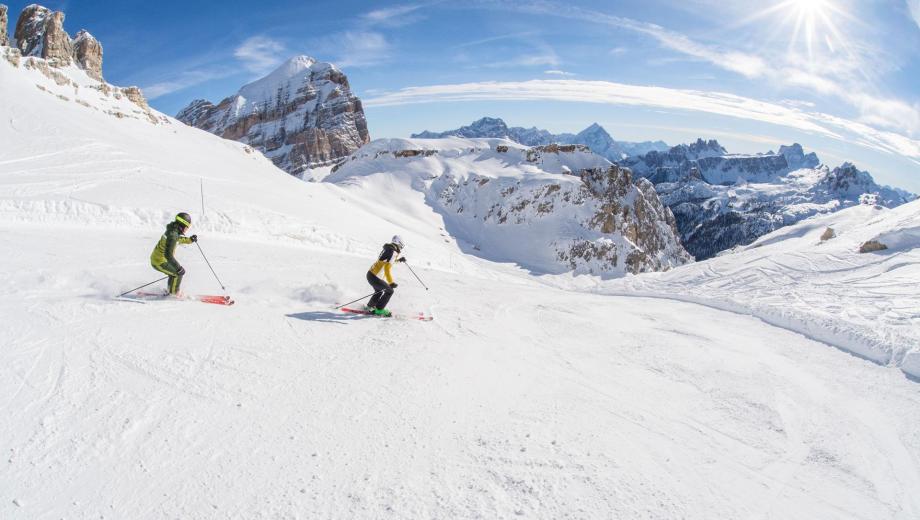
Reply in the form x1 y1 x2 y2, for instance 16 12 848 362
411 117 669 162
619 139 916 259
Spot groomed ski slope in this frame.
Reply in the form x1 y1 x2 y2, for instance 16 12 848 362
598 201 920 379
2 57 920 519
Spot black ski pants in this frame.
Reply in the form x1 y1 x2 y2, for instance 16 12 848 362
366 271 394 309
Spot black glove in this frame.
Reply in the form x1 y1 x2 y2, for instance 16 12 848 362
190 235 198 243
389 282 398 289
176 266 186 276
397 257 406 263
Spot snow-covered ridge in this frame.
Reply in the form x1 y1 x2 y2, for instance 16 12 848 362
1 45 164 125
327 137 691 276
603 200 920 379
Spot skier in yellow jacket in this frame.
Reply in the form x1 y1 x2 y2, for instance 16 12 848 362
365 235 406 316
150 212 197 295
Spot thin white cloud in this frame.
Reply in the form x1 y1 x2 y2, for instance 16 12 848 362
361 3 427 27
473 0 920 138
454 31 539 49
484 52 560 68
544 70 576 77
234 36 287 75
364 79 920 162
142 68 235 99
609 46 628 56
336 31 391 68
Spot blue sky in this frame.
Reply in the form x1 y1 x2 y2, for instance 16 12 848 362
7 0 920 190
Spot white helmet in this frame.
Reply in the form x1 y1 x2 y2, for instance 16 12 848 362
391 235 405 249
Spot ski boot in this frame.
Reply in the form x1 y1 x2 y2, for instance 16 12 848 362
373 308 392 317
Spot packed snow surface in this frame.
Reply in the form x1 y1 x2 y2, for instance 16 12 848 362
601 202 920 379
2 52 920 519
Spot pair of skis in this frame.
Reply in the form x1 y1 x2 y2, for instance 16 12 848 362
116 293 434 321
339 307 433 321
118 291 235 306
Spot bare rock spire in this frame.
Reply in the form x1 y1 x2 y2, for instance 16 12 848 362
73 29 103 80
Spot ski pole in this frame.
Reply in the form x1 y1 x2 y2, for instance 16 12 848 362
334 289 386 310
196 242 226 291
119 276 168 298
403 262 429 291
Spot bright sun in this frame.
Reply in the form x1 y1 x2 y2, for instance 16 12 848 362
741 0 850 61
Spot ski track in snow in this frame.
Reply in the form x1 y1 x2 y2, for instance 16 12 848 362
2 54 920 519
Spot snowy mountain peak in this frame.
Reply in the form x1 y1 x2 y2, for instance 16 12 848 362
778 143 820 169
176 55 369 174
672 138 727 159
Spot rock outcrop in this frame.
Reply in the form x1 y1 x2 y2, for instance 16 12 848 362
72 30 103 80
176 55 370 176
619 140 914 259
0 5 9 47
9 4 103 79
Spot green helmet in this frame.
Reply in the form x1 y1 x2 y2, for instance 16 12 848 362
175 212 192 228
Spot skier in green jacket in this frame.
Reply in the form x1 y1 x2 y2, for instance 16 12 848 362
151 212 197 296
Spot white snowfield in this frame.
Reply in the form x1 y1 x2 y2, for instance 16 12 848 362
601 201 920 380
2 54 920 520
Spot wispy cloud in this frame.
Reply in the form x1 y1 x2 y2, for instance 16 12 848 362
234 36 287 75
544 70 576 77
360 3 428 27
472 0 920 138
142 67 235 100
484 52 560 68
453 31 539 49
335 31 391 68
909 0 920 29
364 79 920 162
609 46 628 56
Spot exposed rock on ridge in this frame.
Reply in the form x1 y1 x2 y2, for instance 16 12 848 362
0 5 9 47
328 138 691 276
6 4 103 80
176 55 371 176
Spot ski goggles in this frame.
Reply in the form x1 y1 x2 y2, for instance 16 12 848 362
176 215 191 227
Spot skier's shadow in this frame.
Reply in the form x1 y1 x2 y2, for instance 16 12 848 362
286 311 363 324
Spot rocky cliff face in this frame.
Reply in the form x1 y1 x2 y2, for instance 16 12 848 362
6 4 103 80
72 30 103 80
0 5 9 47
176 55 370 176
412 117 669 161
619 140 914 259
328 137 691 276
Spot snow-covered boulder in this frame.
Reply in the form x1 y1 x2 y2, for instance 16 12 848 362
176 55 370 176
328 137 691 276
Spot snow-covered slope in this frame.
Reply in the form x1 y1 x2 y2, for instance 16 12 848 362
604 201 920 379
327 138 691 276
2 43 920 519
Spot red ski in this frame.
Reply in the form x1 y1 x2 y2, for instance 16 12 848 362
122 291 235 306
340 307 433 321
